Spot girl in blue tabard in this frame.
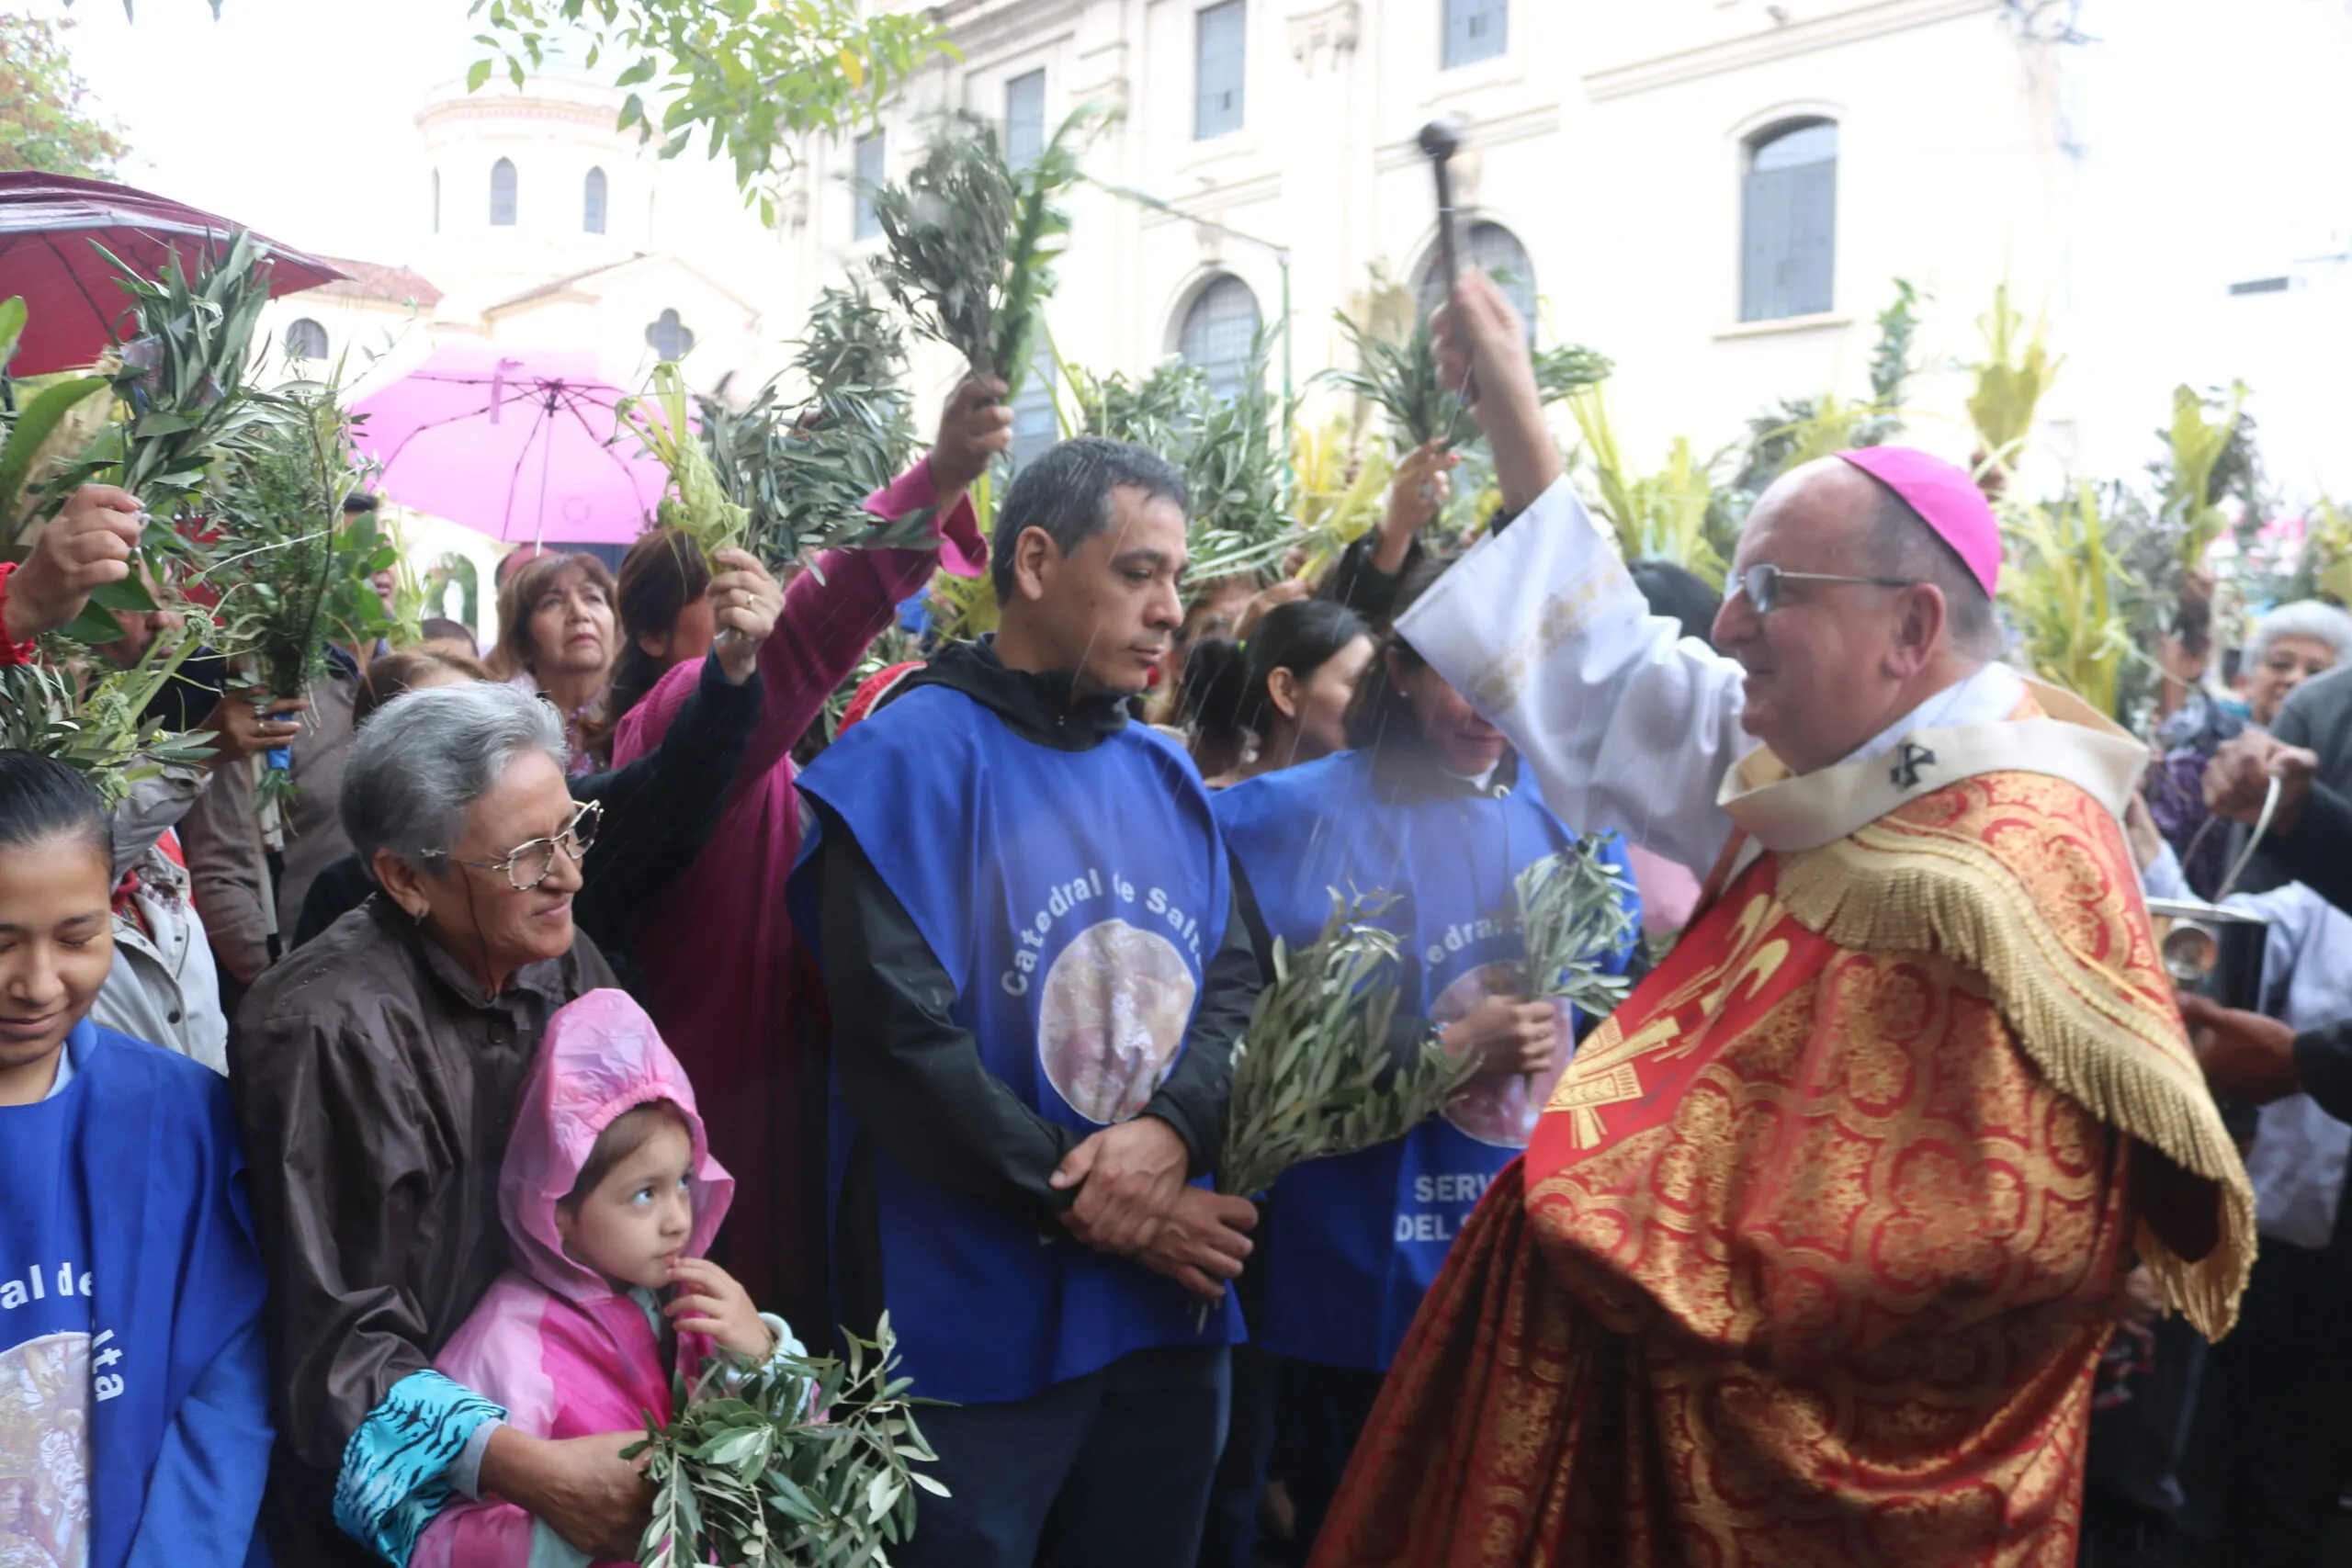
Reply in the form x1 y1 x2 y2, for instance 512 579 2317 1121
1214 561 1640 1552
0 751 272 1568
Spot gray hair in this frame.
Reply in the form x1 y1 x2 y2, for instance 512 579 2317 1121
2245 599 2352 670
340 682 568 872
989 435 1189 599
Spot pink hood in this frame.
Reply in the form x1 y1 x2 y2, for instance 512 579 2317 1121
502 987 735 1304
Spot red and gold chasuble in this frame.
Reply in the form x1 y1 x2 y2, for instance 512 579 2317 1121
1311 741 2253 1568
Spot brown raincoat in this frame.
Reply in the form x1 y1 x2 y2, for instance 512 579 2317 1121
229 897 615 1568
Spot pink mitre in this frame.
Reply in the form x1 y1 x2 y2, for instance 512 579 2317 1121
1835 446 2000 599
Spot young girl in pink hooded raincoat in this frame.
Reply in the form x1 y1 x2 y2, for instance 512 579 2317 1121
412 988 802 1568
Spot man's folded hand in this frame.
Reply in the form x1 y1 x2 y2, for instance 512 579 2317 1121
1134 1188 1258 1302
1053 1115 1188 1255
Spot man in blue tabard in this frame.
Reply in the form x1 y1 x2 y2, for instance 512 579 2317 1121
792 436 1264 1568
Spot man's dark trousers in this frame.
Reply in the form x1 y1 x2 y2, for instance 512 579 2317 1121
899 1344 1231 1568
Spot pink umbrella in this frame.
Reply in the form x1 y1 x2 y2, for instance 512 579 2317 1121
350 341 663 546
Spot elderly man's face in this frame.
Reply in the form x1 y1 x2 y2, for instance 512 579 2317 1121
415 748 583 982
1712 462 1932 774
2245 633 2336 728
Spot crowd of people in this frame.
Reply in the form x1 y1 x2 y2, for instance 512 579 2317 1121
0 267 2342 1568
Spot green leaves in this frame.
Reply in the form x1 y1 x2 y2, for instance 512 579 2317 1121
2000 481 2132 719
699 387 920 574
1184 345 1301 582
793 283 910 400
869 107 1103 397
0 374 109 542
1569 386 1729 590
199 378 397 721
1513 840 1639 1019
688 280 921 574
1966 283 2063 484
619 362 751 562
0 16 132 180
1329 311 1478 455
40 229 296 623
1215 856 1633 1203
630 1316 948 1568
1327 304 1607 508
465 0 944 209
1217 892 1477 1200
2160 380 2247 576
0 296 24 372
1 623 217 810
1073 350 1300 583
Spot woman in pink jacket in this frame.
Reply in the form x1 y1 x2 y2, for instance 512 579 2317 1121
414 988 799 1568
610 378 1002 1325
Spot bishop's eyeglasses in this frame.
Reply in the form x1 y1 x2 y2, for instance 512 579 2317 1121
421 799 602 891
1728 562 1916 615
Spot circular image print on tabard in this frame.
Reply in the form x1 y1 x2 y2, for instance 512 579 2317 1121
1039 919 1199 1123
1432 962 1570 1148
0 1331 91 1568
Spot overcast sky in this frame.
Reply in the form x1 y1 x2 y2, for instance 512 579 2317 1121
27 0 485 262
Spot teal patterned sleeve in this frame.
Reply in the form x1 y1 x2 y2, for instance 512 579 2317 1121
333 1369 508 1566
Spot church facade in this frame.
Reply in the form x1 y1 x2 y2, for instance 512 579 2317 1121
764 0 2352 502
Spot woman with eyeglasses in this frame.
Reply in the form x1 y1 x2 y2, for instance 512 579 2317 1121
287 631 771 999
230 682 690 1568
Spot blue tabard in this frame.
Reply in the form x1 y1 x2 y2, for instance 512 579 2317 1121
795 682 1241 1404
1215 750 1637 1372
0 1020 272 1568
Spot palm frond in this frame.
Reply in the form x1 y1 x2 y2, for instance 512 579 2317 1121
869 106 1105 397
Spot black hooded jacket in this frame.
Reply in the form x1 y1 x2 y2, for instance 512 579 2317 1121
803 638 1261 1335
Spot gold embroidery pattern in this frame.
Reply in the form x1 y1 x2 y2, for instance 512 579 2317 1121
1772 770 2252 1340
1530 935 2123 1566
1308 767 2243 1568
1459 553 1630 716
1548 892 1792 1149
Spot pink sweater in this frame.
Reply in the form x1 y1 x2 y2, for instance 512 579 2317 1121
611 460 985 1317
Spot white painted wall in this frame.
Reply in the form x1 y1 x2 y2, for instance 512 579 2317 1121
763 0 2349 509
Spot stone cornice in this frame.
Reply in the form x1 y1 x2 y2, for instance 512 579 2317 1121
1136 171 1287 230
1373 103 1559 174
1583 0 2002 102
416 96 620 136
938 0 1086 66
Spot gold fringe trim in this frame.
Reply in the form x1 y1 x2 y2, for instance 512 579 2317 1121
1775 805 2255 1342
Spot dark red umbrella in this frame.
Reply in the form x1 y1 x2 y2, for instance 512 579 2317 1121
0 172 347 376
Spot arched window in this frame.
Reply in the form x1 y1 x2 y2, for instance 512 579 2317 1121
646 309 695 361
490 157 518 227
583 166 608 234
284 318 329 361
1740 119 1837 321
431 169 440 233
1177 275 1261 400
1417 220 1537 334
